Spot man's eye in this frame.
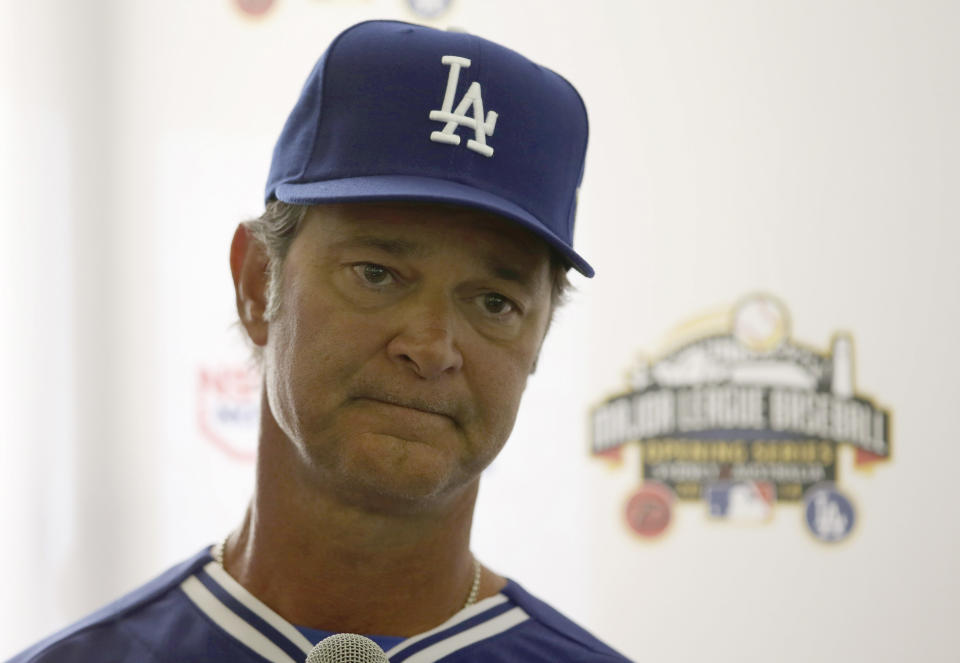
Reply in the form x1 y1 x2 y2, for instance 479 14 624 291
481 293 516 316
352 263 393 285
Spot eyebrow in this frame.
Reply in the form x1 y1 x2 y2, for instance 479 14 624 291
330 235 539 287
484 259 534 287
328 236 428 257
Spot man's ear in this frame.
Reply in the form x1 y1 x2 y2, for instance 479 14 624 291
230 224 270 347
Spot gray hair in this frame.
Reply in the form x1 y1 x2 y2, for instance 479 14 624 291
240 201 572 361
242 200 309 323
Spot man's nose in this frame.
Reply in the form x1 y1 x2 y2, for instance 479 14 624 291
386 296 464 379
387 296 463 380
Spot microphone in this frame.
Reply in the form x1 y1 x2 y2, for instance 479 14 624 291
306 633 390 663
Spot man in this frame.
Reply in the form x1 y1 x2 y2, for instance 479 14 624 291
10 20 630 662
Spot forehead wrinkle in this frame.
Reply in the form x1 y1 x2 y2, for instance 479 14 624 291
320 212 548 290
327 235 430 258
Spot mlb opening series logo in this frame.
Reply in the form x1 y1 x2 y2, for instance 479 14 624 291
591 295 891 543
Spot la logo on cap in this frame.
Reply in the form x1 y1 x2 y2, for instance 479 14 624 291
428 56 498 157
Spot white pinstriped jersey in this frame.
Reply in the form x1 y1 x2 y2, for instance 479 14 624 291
8 547 631 662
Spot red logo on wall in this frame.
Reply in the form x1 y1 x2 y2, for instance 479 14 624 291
233 0 275 18
625 482 675 538
197 364 261 462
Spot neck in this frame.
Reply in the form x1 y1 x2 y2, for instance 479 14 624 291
221 404 503 637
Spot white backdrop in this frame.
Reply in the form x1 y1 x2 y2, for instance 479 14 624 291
2 1 959 661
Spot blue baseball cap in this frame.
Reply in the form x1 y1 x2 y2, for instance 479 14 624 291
265 20 593 277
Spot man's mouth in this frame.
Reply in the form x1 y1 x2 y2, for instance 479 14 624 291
354 394 455 421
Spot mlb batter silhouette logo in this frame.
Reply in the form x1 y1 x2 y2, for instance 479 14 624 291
429 55 498 157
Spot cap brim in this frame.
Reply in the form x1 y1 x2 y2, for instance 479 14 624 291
274 175 594 277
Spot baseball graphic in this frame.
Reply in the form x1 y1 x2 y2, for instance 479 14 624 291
733 295 788 352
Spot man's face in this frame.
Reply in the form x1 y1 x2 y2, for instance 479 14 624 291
261 202 553 512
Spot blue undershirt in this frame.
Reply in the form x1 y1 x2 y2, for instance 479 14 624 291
295 625 405 652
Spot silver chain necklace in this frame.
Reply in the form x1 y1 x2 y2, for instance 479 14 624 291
212 538 482 610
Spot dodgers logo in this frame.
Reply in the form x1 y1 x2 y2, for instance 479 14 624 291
429 56 498 157
805 484 856 543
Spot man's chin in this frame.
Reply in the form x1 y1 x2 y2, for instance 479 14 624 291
324 433 471 512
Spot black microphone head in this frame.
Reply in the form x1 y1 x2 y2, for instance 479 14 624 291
305 633 390 663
